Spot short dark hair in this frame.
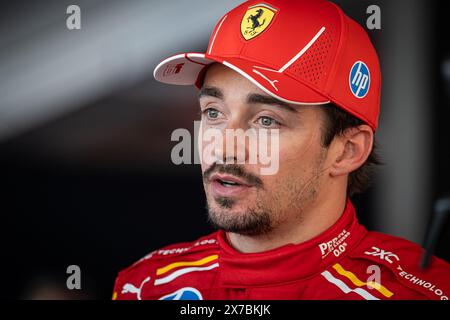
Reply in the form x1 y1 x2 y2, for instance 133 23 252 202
320 103 382 196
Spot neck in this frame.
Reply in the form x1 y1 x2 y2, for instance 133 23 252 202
226 191 347 253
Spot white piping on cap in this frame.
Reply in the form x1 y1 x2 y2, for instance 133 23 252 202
222 60 329 106
186 53 214 65
279 26 326 72
249 3 278 11
208 14 228 55
252 26 326 75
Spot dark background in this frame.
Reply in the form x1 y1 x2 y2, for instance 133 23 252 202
0 0 449 299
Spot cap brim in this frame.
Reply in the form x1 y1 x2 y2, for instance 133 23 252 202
153 52 330 105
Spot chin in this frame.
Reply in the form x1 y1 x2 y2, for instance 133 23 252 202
211 197 247 212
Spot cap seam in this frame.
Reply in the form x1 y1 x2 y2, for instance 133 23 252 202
185 55 209 66
207 13 229 55
324 2 347 94
327 93 376 131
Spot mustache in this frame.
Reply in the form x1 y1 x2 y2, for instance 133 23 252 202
203 162 264 188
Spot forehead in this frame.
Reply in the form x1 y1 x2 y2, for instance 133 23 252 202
202 63 265 95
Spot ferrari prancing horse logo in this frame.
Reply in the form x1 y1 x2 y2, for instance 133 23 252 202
241 4 277 41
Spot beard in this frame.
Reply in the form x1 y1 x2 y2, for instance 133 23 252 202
203 155 326 237
206 196 273 236
203 163 273 236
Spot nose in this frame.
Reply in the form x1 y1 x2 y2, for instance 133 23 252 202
200 118 253 165
221 119 250 164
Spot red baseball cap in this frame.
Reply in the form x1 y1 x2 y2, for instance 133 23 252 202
153 0 381 131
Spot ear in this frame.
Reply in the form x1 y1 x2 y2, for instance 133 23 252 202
329 125 373 177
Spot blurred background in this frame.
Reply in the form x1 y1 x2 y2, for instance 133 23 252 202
0 0 449 299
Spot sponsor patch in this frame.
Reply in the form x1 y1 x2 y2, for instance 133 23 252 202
241 3 277 41
163 63 185 77
318 229 351 258
154 254 219 286
364 246 400 264
397 265 448 300
349 61 370 98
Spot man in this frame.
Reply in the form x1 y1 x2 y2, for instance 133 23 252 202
113 0 450 300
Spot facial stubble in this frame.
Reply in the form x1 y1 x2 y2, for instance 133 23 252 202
204 152 327 237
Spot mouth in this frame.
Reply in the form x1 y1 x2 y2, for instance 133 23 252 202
208 173 252 197
210 173 250 187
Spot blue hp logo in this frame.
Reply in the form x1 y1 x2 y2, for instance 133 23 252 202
349 61 370 98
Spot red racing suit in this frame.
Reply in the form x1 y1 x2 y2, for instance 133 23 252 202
113 199 450 300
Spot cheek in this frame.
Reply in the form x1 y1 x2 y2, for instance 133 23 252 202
198 124 207 167
259 135 313 189
277 131 319 172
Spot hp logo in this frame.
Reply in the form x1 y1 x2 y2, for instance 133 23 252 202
349 61 370 98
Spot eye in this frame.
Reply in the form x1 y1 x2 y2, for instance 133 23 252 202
203 108 223 120
257 116 280 128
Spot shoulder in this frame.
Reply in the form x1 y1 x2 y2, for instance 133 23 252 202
113 232 219 300
344 230 450 300
117 232 219 277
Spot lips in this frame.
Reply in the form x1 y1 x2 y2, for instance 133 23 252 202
210 173 250 187
209 173 252 197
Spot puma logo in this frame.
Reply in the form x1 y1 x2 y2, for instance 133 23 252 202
121 276 151 300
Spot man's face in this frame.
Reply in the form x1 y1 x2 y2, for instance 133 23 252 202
199 63 330 236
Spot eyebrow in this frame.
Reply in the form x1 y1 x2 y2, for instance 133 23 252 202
247 93 298 113
198 86 298 113
198 86 223 99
